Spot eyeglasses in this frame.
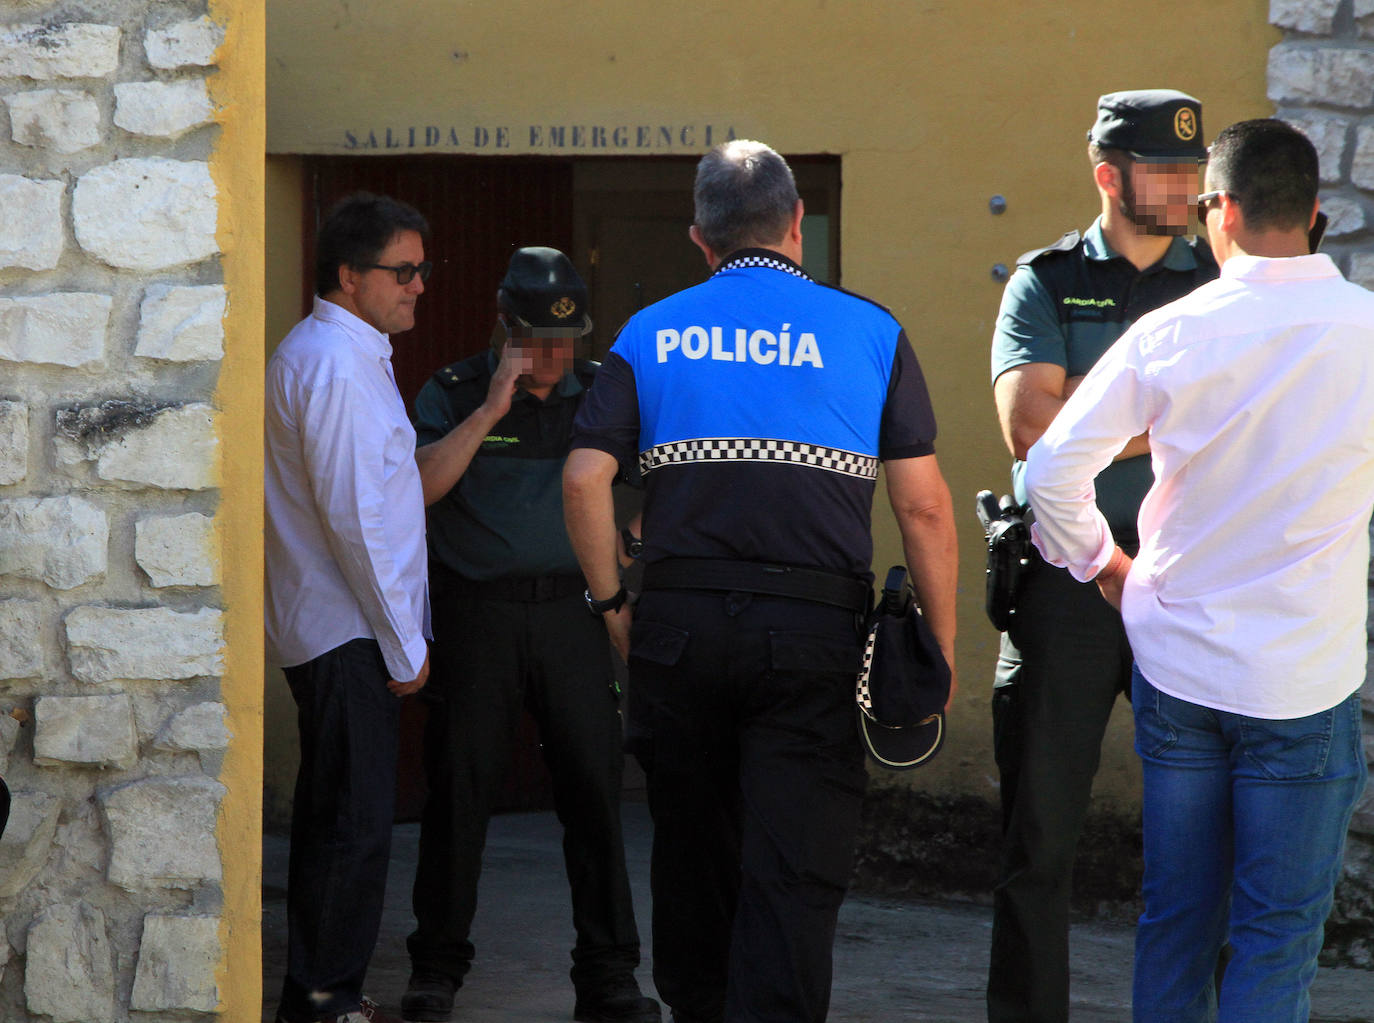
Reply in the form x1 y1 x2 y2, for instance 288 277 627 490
356 261 432 285
1195 190 1228 221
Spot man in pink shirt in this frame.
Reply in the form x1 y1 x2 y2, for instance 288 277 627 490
1026 120 1372 1023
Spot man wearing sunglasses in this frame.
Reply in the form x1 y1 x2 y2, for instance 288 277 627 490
1026 117 1371 1023
266 192 433 1023
986 90 1218 1023
401 248 659 1023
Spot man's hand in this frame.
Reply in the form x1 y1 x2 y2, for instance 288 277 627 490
415 342 537 506
886 455 958 708
387 648 430 696
564 447 628 662
482 343 533 420
1095 548 1133 610
603 604 632 663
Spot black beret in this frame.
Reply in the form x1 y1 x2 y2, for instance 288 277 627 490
1088 89 1206 161
498 247 592 337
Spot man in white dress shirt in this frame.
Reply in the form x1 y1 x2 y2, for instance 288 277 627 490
1025 120 1372 1023
265 192 433 1023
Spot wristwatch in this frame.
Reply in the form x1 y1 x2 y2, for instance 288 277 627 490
620 526 645 559
584 586 628 615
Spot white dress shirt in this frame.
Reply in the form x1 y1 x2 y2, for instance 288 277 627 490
265 296 430 681
1025 253 1374 719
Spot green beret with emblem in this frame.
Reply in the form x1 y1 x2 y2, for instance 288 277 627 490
1088 89 1206 162
498 246 593 338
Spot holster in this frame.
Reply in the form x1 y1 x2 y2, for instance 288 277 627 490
976 491 1032 632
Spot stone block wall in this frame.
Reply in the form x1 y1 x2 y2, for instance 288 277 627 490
0 2 232 1018
1268 0 1374 968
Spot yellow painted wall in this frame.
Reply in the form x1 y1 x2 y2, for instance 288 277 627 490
265 0 1277 808
211 0 266 1018
265 155 305 347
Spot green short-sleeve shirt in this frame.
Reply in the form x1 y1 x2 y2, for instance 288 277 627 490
414 351 596 581
990 218 1217 541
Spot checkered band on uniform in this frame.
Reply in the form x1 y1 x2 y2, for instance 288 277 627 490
638 437 880 480
714 254 813 281
856 620 879 719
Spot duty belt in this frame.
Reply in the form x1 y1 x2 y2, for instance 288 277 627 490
432 561 584 603
641 558 870 613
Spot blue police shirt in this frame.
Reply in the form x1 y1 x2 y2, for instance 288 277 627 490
571 249 938 580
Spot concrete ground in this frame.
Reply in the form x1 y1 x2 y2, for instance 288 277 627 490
263 803 1374 1022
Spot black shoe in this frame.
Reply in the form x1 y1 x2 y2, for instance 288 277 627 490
276 996 402 1023
400 972 457 1023
359 997 405 1023
574 989 662 1023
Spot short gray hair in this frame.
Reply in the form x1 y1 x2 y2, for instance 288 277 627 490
693 140 798 257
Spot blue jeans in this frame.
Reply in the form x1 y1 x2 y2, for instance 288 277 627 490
1131 667 1367 1023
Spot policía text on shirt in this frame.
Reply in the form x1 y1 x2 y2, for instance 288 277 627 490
655 325 824 367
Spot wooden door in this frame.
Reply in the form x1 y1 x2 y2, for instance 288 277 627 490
571 157 841 361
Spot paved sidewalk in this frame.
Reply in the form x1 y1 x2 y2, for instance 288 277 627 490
263 803 1373 1022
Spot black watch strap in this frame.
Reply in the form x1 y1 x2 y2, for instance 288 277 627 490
621 526 644 559
584 586 628 615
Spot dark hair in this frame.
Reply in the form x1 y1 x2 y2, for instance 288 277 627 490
1087 141 1133 178
1206 119 1318 233
693 140 798 257
314 192 430 297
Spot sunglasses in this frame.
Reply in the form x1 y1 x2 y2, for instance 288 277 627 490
357 261 433 285
1195 190 1228 221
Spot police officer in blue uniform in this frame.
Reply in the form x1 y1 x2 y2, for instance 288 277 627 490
402 248 658 1023
987 91 1218 1023
564 140 959 1023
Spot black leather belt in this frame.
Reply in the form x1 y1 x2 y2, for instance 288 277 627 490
433 563 584 603
641 558 870 613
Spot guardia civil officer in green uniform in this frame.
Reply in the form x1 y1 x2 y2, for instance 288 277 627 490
402 248 658 1023
987 90 1217 1023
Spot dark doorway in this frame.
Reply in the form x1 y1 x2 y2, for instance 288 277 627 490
301 153 841 818
572 158 841 357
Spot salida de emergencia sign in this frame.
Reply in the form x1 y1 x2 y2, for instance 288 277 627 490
341 122 739 152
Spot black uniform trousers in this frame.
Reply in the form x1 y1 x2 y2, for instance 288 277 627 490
279 638 400 1022
987 548 1135 1023
630 588 868 1023
406 580 641 994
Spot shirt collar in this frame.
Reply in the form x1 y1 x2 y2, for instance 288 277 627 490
1219 252 1341 283
712 247 813 281
556 370 585 397
313 296 393 359
1083 216 1201 272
